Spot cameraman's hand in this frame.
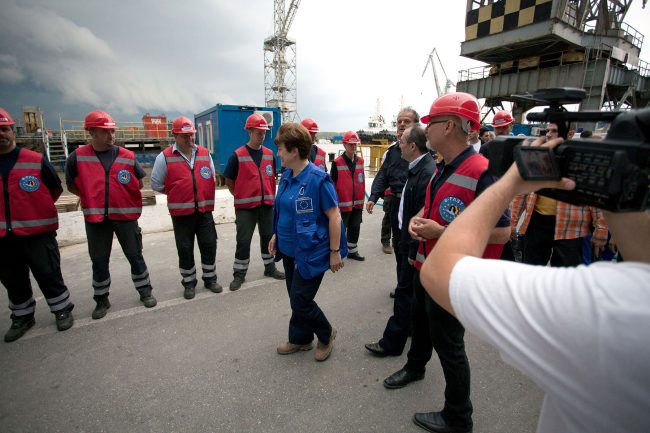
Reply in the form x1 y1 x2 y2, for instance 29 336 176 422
502 137 576 195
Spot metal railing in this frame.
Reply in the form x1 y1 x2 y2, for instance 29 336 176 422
62 120 173 141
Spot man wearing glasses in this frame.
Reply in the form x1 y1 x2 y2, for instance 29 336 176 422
390 93 510 433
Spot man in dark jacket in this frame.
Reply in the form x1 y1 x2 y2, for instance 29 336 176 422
365 125 436 356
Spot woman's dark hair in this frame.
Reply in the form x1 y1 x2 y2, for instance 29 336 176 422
274 123 312 160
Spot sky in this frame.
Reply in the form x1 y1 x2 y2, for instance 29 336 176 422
1 0 649 132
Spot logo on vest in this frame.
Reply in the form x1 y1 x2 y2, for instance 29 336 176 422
439 196 465 223
265 165 273 176
117 169 132 185
296 197 313 214
357 172 364 183
200 166 212 179
19 175 40 192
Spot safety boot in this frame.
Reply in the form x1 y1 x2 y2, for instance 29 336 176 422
264 267 285 280
92 296 111 320
55 310 74 332
140 294 157 308
229 275 245 291
205 281 223 294
4 316 35 343
184 286 195 300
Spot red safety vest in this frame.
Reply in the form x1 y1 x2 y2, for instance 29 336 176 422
313 145 327 171
334 154 365 212
163 145 215 216
233 145 276 209
74 144 142 222
0 148 58 237
414 153 503 270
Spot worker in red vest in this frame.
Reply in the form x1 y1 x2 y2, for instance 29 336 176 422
223 113 285 291
300 118 327 171
330 131 366 261
151 116 221 300
0 107 74 342
65 110 156 320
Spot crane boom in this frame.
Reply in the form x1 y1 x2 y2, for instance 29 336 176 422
281 0 301 36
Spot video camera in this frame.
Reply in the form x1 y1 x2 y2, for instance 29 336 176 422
487 88 650 212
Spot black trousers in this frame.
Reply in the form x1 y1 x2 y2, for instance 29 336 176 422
523 211 583 267
0 232 73 319
381 195 393 246
171 211 218 289
85 219 152 299
233 206 275 277
281 256 332 345
406 271 473 428
378 252 414 354
341 208 363 254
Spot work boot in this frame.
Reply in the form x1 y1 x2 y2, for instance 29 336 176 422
4 316 35 343
229 275 245 291
205 281 223 294
276 341 313 355
382 244 393 254
347 252 365 261
92 296 111 320
183 286 195 300
315 328 337 362
140 294 157 308
264 267 285 280
55 309 74 332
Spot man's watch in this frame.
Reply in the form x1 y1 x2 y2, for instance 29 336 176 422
330 248 340 253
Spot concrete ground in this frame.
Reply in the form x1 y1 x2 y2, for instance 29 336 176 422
0 211 543 433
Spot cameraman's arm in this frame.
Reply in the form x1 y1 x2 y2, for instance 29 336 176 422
420 138 575 315
602 211 650 263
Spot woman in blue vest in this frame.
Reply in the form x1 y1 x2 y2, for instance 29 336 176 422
269 123 347 362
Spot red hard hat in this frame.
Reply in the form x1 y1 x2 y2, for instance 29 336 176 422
421 92 481 131
492 110 514 127
172 116 196 134
84 110 116 131
300 118 319 133
342 131 360 144
245 113 270 131
0 107 15 126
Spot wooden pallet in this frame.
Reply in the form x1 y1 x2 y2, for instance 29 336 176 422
141 189 156 207
55 195 79 213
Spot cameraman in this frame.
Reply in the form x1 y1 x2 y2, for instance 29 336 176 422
419 136 650 432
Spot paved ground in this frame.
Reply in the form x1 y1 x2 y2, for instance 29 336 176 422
0 211 543 433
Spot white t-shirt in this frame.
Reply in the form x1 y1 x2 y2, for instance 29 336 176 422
449 257 650 433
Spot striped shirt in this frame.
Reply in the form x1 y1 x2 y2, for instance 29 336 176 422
511 193 608 242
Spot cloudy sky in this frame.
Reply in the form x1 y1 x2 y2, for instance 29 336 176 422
1 0 649 131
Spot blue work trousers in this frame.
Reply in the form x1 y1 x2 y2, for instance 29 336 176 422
281 255 332 345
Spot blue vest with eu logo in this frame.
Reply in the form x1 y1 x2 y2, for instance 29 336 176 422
273 163 348 280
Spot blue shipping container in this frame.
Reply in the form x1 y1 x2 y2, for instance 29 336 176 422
194 104 282 176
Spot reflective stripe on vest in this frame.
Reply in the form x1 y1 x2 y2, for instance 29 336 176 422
163 145 215 216
414 153 503 270
0 148 58 237
232 146 276 209
334 155 365 212
74 145 142 222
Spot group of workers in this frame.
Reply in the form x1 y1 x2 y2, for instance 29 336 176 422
2 88 647 433
0 106 367 346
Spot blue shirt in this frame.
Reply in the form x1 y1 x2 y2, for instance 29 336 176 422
276 164 338 258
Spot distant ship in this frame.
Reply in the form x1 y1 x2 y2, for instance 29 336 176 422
357 98 397 144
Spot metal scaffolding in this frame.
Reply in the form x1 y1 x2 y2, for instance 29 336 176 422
264 0 301 123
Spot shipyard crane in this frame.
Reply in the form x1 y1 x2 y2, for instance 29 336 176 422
264 0 301 123
422 48 455 98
